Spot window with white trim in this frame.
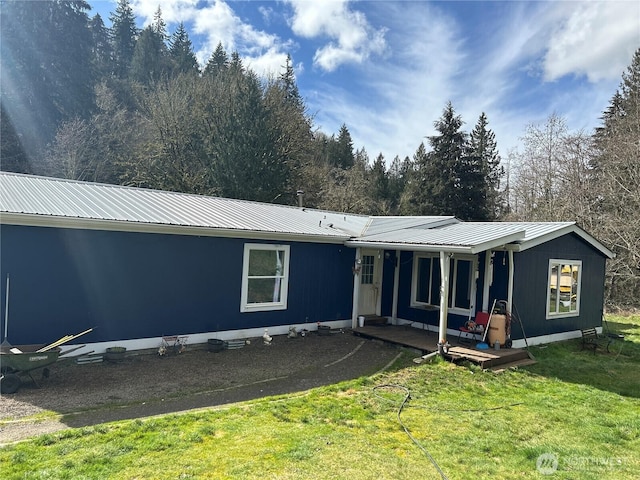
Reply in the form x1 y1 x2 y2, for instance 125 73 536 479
411 254 476 315
241 244 290 312
361 255 375 284
547 259 581 318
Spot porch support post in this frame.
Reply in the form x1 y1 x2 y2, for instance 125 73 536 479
507 250 514 313
351 248 362 329
482 250 493 312
391 250 400 325
437 251 450 355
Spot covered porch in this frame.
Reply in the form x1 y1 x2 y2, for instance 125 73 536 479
347 222 529 354
353 323 536 370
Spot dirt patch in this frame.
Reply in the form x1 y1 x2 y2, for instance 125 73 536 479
1 331 405 444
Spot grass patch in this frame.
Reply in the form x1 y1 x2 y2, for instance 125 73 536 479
1 315 639 479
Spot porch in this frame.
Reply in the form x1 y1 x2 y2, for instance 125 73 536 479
353 324 536 370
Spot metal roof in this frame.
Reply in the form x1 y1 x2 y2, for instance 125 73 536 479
0 173 614 257
0 172 369 241
347 221 614 258
362 216 459 236
347 222 528 254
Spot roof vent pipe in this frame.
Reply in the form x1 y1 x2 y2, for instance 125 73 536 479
296 190 304 207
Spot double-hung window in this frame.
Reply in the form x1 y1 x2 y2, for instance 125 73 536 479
241 244 290 313
547 259 581 318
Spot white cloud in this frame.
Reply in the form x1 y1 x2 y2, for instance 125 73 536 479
307 2 464 160
131 0 293 76
131 0 199 25
543 1 639 82
285 0 387 71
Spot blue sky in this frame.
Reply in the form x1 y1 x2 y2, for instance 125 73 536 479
88 0 639 163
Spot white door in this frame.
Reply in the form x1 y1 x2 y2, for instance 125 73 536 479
358 250 382 315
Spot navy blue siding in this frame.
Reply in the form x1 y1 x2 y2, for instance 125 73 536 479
379 250 397 317
387 237 607 341
0 225 355 345
511 234 606 339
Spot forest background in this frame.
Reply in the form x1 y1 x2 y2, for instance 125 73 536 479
1 1 638 307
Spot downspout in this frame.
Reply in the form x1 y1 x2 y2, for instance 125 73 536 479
507 250 514 314
351 248 362 329
391 250 400 325
437 251 450 355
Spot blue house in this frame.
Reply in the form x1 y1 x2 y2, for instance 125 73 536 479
0 173 614 354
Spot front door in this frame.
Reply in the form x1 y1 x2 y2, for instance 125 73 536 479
358 250 382 315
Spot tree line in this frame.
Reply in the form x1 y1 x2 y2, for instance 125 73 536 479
0 1 638 306
0 0 502 218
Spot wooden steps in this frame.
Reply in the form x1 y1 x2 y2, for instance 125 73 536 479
445 345 532 369
361 315 389 326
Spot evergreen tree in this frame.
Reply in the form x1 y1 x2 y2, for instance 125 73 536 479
331 124 355 169
469 112 504 220
151 6 168 43
130 25 169 85
264 55 314 199
388 155 411 211
399 142 432 215
89 13 113 79
229 51 244 74
204 42 229 76
591 48 640 305
169 23 199 76
198 64 291 202
110 0 138 78
369 153 391 214
426 101 468 216
0 0 94 172
280 54 302 106
0 104 29 173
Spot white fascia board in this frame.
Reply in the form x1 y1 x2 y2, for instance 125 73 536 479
469 230 526 254
344 240 474 254
512 224 615 259
0 213 350 244
345 230 526 255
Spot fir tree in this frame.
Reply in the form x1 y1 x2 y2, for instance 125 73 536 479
204 42 229 76
110 0 138 78
89 13 113 79
426 101 467 216
169 23 199 76
130 25 169 84
400 142 432 215
332 124 355 169
280 54 302 106
469 112 504 220
151 6 168 43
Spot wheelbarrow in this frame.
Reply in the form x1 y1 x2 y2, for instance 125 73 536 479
0 345 61 394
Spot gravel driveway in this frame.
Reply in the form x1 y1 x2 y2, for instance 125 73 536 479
1 331 406 444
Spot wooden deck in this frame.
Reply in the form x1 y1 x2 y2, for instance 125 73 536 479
353 324 535 370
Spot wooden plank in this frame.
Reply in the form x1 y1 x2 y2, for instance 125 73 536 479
353 325 530 368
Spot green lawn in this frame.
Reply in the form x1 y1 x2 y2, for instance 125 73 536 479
1 314 639 479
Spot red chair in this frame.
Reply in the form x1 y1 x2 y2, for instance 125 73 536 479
458 312 490 344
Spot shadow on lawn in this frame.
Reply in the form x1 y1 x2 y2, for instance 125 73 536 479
524 321 640 399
